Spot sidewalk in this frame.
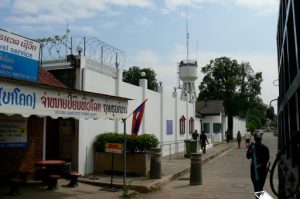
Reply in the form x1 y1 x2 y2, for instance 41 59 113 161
79 141 236 193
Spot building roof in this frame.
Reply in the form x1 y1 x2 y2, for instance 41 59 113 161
38 67 67 88
196 100 224 115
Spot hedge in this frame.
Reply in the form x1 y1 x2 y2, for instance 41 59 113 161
94 132 159 153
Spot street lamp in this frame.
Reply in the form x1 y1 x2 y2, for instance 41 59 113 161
76 46 83 55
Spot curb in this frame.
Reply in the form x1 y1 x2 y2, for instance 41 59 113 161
79 144 235 193
146 143 235 192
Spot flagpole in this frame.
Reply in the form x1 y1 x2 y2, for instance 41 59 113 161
122 118 127 189
122 98 148 190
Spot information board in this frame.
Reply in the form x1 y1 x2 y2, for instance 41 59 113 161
0 29 40 82
0 114 27 148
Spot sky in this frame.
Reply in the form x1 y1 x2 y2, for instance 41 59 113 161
0 0 280 109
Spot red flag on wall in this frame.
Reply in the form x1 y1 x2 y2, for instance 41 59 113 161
131 99 147 136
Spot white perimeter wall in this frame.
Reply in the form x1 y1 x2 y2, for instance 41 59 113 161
77 65 195 175
202 115 246 143
232 117 246 138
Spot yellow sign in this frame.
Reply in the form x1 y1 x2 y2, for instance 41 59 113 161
105 143 123 154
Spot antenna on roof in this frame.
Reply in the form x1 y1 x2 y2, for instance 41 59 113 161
66 21 70 54
178 7 198 101
186 7 189 64
196 40 198 62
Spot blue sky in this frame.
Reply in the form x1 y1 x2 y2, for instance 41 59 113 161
0 0 279 107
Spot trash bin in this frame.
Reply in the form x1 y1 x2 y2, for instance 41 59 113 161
184 140 198 158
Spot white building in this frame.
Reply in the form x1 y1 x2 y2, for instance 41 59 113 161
44 55 199 175
196 100 246 142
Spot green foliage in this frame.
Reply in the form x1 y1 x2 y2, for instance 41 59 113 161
94 132 159 153
35 35 67 47
198 57 265 128
266 106 275 120
123 66 159 91
246 100 267 131
120 184 138 199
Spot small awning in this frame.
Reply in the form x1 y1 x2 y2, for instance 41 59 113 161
0 77 129 120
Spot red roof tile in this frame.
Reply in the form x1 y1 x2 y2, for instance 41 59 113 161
38 67 67 88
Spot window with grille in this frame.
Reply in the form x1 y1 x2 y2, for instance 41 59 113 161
189 117 194 134
213 123 222 133
202 123 210 133
180 116 186 134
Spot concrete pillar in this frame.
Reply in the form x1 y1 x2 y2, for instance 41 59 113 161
186 99 189 140
139 78 147 134
158 85 164 153
173 89 178 153
114 69 122 133
42 117 47 160
75 55 86 91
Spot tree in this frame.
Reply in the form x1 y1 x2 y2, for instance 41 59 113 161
246 100 267 131
198 57 264 131
123 66 158 91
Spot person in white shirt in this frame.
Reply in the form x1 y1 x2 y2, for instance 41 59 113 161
245 130 251 148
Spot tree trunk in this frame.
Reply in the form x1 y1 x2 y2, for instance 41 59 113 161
227 114 233 140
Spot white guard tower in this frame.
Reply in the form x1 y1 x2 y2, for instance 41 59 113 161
179 60 198 101
179 8 198 101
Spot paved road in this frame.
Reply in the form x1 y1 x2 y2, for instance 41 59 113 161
140 133 278 199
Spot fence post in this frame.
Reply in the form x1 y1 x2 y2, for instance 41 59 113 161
176 143 179 158
169 144 171 161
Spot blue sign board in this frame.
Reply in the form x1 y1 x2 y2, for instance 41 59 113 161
167 120 173 135
0 29 40 82
0 115 28 148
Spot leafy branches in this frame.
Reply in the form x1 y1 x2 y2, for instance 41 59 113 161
198 56 265 130
123 66 159 91
35 35 67 47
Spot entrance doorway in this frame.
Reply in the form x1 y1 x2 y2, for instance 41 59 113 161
46 117 78 171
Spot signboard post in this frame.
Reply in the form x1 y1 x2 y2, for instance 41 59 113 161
103 143 123 192
0 29 40 82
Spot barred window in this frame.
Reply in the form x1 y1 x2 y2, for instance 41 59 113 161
180 116 186 134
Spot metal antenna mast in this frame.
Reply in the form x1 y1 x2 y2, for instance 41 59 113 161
66 21 70 55
186 7 189 64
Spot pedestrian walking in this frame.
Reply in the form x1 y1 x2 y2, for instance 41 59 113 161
246 132 270 193
225 129 230 143
192 129 199 141
245 130 251 148
200 131 209 154
237 131 242 149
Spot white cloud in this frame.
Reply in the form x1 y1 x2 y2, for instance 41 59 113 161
107 0 155 8
164 0 224 11
5 0 155 26
128 49 160 67
234 0 279 15
234 0 279 8
163 0 279 15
